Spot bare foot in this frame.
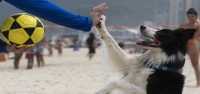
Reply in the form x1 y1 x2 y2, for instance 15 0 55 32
196 84 200 87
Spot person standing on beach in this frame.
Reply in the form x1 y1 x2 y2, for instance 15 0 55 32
56 39 63 55
179 8 200 87
86 33 96 60
35 36 46 67
48 40 53 56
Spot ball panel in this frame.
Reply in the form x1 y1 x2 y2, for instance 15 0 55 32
9 29 29 44
1 17 15 31
31 27 44 43
10 21 22 29
2 30 9 39
36 19 44 27
16 14 37 28
1 33 10 45
35 17 44 28
23 38 34 45
11 14 22 20
23 28 35 36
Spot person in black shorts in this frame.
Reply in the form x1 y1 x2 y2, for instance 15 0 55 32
86 33 96 60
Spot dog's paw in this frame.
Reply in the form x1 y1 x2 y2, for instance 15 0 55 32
101 15 106 23
95 15 110 37
96 15 106 29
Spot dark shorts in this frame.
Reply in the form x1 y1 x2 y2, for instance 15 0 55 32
89 46 95 54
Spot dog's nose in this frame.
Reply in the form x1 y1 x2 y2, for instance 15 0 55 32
140 25 146 31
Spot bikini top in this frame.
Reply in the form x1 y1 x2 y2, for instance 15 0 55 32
181 24 199 38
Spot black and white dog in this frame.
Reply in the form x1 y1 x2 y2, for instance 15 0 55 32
95 15 196 94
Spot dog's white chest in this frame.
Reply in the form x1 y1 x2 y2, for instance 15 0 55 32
123 68 154 88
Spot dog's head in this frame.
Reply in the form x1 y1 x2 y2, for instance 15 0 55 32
137 26 196 69
137 25 196 55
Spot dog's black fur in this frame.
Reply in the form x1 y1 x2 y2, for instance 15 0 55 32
156 29 195 69
146 28 196 94
147 70 184 94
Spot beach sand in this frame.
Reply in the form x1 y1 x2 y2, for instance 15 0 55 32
0 48 199 94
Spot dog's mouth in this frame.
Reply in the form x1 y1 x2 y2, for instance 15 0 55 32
136 39 161 47
136 26 161 47
136 33 161 47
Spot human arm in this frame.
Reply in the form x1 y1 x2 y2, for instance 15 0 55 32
4 0 107 31
0 39 32 53
6 44 34 53
197 17 200 33
197 18 200 42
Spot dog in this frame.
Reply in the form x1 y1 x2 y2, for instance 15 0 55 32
94 15 196 94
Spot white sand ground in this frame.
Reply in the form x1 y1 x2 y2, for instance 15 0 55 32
0 48 199 94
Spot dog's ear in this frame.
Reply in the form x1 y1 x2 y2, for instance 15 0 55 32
181 29 196 40
174 28 196 42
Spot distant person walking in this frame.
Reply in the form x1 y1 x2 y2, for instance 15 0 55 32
48 40 53 56
56 39 63 55
73 37 79 51
86 33 96 60
179 8 200 87
35 36 46 67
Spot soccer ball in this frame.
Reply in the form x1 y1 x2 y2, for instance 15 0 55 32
0 13 45 48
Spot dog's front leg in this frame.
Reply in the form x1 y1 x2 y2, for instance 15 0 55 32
94 80 145 94
95 15 132 73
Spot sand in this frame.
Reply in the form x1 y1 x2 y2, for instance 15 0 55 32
0 48 199 94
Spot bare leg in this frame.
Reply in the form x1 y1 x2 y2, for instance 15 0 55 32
60 48 62 55
30 59 34 69
14 53 23 69
27 59 31 69
58 48 62 55
89 54 95 60
40 55 44 67
36 54 40 67
49 49 53 56
188 44 200 87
